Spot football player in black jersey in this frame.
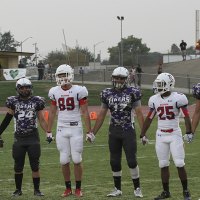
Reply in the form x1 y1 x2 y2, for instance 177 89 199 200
0 78 49 197
87 67 144 198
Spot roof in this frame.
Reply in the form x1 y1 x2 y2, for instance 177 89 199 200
0 51 34 57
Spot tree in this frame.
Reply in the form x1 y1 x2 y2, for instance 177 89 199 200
170 44 180 54
0 31 19 51
108 35 150 66
44 47 93 68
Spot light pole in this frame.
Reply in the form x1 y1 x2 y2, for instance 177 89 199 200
117 16 124 66
20 37 32 53
93 41 104 68
33 42 38 66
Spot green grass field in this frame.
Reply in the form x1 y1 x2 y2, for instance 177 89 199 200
0 81 199 199
0 81 196 107
0 116 200 200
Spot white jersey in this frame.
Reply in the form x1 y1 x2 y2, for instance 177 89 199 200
148 92 188 131
48 85 88 128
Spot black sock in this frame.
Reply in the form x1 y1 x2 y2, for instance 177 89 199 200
132 178 140 190
162 182 169 192
33 177 40 190
15 173 23 191
113 176 121 190
76 181 81 189
65 181 71 189
181 179 188 191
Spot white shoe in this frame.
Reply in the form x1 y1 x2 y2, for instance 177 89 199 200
134 187 143 198
107 187 122 197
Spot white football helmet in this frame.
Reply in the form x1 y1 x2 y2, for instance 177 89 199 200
16 78 33 97
55 64 74 86
112 66 129 89
153 72 175 95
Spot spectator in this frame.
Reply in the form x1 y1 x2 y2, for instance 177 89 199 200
129 66 136 86
179 40 187 61
79 67 84 74
135 64 143 86
157 63 163 74
37 61 45 80
18 60 25 68
0 78 48 197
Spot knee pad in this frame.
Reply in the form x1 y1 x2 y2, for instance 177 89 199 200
174 159 185 167
71 152 82 164
60 152 71 165
130 165 139 179
159 160 170 168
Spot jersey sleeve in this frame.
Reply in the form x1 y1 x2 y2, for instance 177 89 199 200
48 87 56 101
176 93 188 108
192 83 200 99
35 96 46 111
5 96 15 110
148 96 155 110
77 86 88 100
131 87 142 102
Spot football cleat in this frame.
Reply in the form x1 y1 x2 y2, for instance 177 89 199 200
12 189 22 197
134 187 143 198
154 191 171 199
107 187 122 197
74 188 83 197
61 188 72 197
183 190 191 200
34 189 44 196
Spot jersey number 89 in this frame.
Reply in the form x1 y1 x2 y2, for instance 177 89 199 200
58 97 75 111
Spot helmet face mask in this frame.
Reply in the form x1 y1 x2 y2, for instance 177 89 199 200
153 73 175 95
55 64 74 86
16 78 33 98
112 67 129 89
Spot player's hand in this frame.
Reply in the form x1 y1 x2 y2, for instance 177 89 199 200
140 135 149 145
0 136 4 148
46 132 54 144
86 132 95 143
183 132 194 143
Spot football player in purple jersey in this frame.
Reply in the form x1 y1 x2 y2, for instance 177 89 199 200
0 78 48 197
87 66 144 198
192 83 200 133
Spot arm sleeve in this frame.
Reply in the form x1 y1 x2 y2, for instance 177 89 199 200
0 113 13 135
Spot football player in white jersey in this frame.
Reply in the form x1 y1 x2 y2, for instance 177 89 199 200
140 73 193 200
47 64 91 197
191 83 200 133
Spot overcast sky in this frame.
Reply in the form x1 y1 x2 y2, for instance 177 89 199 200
0 0 199 60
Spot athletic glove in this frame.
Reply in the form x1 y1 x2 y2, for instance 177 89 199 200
0 136 4 148
183 132 194 143
140 135 149 145
86 132 95 143
46 132 54 144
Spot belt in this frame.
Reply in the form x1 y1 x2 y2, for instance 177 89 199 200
160 129 173 133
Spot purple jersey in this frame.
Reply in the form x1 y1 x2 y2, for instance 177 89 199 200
6 96 45 136
100 87 141 130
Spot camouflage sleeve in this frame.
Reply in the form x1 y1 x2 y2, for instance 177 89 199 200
35 96 46 111
100 89 109 105
131 87 142 102
192 83 200 99
5 96 15 110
